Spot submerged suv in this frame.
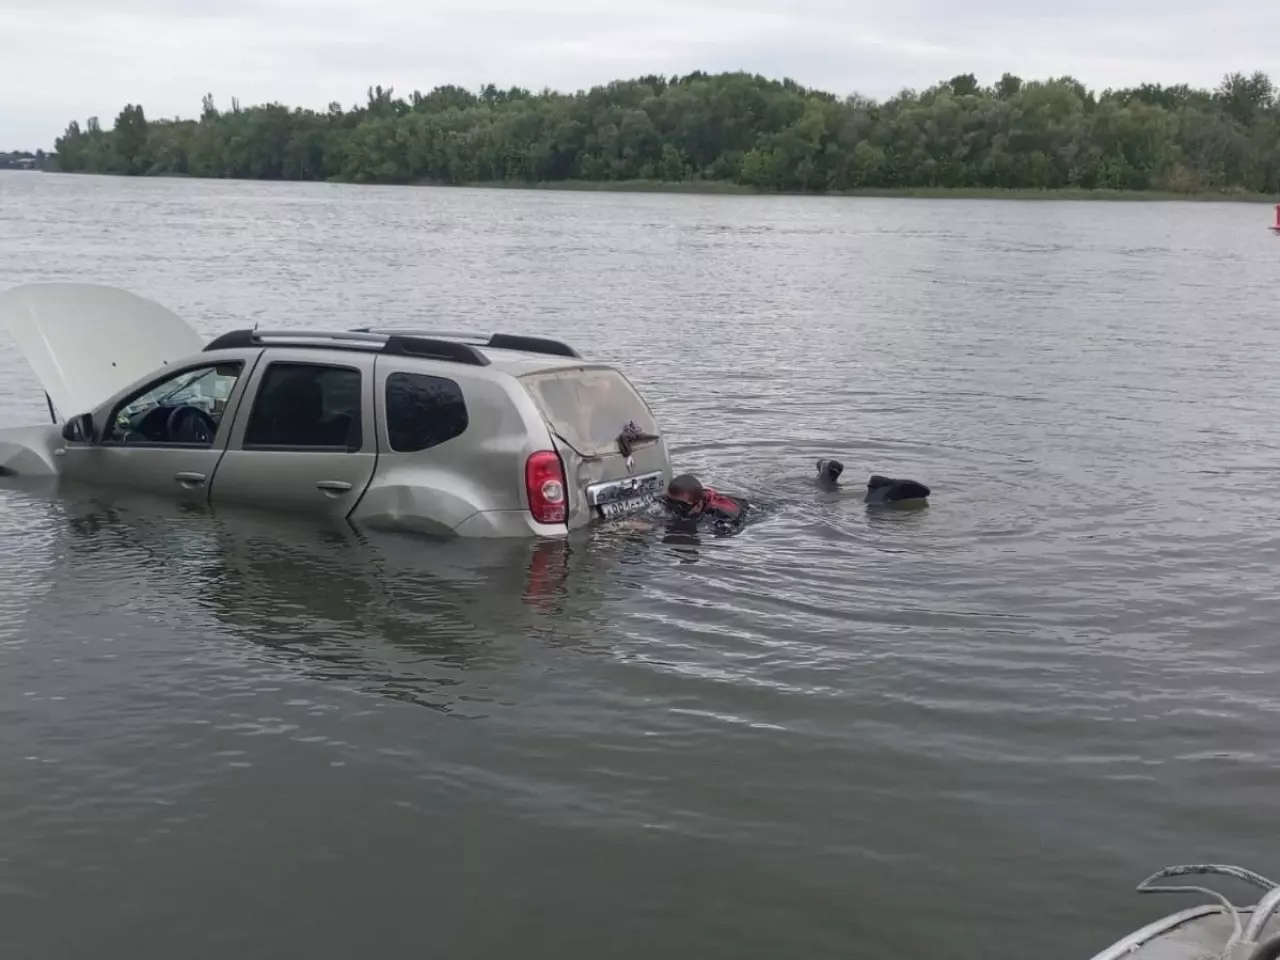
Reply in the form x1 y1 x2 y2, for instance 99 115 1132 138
0 283 672 538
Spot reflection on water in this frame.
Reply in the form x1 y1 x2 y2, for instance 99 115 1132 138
16 485 663 716
2 172 1280 960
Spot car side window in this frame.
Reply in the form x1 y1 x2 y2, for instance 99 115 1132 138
243 362 362 450
385 372 469 453
106 362 244 447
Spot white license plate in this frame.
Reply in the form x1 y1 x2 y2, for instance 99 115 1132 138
586 471 664 507
598 496 653 521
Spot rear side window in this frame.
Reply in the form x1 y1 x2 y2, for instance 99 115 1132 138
521 368 658 456
385 372 468 453
243 362 362 449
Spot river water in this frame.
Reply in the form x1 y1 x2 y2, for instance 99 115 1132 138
1 171 1279 959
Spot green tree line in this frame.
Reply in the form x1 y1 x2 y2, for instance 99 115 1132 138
51 69 1280 194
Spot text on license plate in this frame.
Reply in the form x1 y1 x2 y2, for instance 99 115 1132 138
598 496 653 520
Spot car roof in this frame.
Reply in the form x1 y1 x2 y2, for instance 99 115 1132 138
200 328 601 377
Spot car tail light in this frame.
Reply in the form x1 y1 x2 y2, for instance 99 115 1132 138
525 450 567 524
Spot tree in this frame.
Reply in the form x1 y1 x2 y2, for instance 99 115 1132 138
1216 71 1275 125
110 104 150 173
658 143 687 181
995 73 1023 100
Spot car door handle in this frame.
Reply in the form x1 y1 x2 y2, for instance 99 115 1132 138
316 480 352 497
174 471 207 487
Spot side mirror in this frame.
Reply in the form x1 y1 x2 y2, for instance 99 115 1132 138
60 412 95 443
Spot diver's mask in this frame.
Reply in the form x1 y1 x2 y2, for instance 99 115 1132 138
663 495 699 518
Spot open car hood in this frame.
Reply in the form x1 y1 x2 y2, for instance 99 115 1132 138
0 282 207 421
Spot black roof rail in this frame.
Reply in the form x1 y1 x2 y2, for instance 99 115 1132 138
486 333 580 358
203 328 490 366
383 335 491 366
350 327 581 359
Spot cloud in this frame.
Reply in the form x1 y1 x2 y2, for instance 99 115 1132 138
1 0 1276 148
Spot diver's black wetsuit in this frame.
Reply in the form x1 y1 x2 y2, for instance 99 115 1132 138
663 486 750 535
864 475 930 504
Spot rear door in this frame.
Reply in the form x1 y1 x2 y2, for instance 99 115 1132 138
519 365 671 529
348 359 481 536
210 350 378 518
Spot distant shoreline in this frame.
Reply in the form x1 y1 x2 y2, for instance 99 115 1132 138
455 179 1280 203
35 170 1280 204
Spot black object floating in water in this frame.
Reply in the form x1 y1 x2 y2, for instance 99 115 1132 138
816 459 844 484
864 475 931 505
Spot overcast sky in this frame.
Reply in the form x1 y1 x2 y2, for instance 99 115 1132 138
2 0 1276 149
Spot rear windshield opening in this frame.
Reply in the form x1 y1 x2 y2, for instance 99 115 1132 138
522 368 659 457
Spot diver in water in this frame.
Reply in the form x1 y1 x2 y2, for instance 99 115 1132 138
865 474 931 505
661 473 750 534
815 458 931 504
650 459 930 539
816 458 845 488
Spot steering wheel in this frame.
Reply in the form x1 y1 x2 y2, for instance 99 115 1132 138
165 405 218 444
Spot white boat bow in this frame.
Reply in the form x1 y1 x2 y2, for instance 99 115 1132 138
1090 864 1280 960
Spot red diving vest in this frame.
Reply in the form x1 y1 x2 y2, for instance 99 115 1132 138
702 487 743 519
